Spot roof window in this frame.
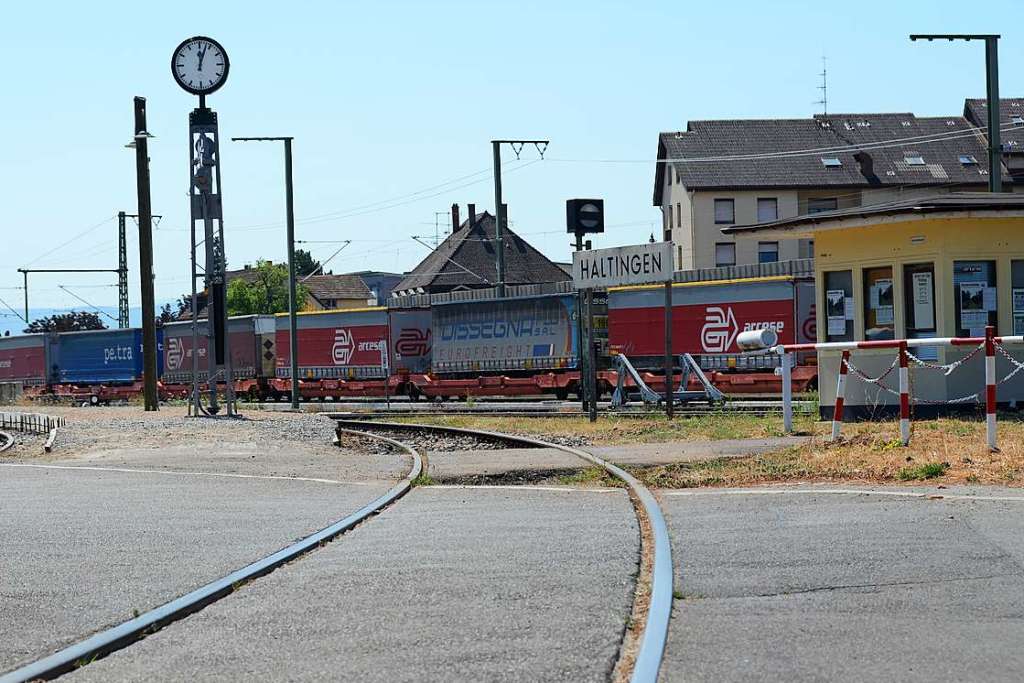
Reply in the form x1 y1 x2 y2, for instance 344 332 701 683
821 157 842 167
1012 116 1024 125
959 154 978 165
904 155 925 166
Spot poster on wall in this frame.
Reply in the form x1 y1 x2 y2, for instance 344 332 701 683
871 278 894 325
959 282 987 333
826 289 847 336
1015 314 1024 336
912 272 934 330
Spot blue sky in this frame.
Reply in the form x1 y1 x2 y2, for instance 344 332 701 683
1 0 1022 316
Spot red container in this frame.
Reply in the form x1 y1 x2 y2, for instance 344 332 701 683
0 334 48 385
608 278 815 370
161 315 275 382
277 308 389 379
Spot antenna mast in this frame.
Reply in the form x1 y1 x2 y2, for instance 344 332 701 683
816 56 828 116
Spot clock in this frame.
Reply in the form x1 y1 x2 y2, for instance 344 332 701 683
171 36 229 96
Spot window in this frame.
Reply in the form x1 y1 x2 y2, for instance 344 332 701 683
667 204 673 230
715 242 736 267
676 203 681 228
953 260 997 337
1013 260 1024 335
757 241 779 263
1013 116 1024 126
821 157 842 167
959 154 978 165
903 263 936 338
757 197 778 222
904 155 926 165
863 266 895 341
666 166 673 185
677 246 683 268
799 239 815 259
807 197 838 214
714 198 735 224
824 270 854 342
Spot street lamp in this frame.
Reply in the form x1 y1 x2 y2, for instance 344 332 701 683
231 136 300 409
910 34 1002 192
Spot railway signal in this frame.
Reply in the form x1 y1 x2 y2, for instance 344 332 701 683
566 199 605 235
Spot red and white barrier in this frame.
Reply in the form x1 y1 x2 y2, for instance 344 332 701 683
831 349 850 442
775 329 1024 450
985 326 997 451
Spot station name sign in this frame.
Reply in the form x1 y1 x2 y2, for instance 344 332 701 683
572 242 673 289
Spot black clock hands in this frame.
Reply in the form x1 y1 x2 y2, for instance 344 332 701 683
197 45 206 72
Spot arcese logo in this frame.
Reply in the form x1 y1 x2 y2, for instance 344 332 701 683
700 306 785 353
332 328 354 365
395 328 431 357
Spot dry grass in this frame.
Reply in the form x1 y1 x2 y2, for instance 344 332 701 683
397 412 1024 488
391 412 815 445
634 416 1024 489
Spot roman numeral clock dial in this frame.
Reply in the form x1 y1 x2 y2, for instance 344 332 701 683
171 36 229 96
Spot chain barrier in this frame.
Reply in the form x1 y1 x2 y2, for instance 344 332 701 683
906 342 984 375
995 342 1024 386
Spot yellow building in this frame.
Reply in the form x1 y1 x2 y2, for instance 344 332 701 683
725 193 1024 416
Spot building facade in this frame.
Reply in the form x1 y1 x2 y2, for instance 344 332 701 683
655 100 1021 270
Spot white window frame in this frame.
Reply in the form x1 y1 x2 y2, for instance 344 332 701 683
757 241 779 263
714 198 735 224
756 197 778 222
715 242 736 267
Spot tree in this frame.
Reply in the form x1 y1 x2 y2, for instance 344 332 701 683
157 303 176 324
226 260 309 315
25 311 107 333
293 249 321 277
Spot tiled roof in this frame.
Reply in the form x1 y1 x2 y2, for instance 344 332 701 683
964 97 1024 152
654 110 998 202
393 212 569 294
724 191 1024 235
301 274 373 302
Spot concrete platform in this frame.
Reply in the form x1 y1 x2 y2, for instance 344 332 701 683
72 486 639 682
0 463 403 673
658 486 1024 682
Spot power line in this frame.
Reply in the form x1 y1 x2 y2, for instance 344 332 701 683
22 215 115 268
548 120 1021 165
57 286 119 322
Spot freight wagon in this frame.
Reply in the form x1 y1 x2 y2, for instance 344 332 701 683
161 315 275 397
608 276 817 392
46 327 165 403
0 334 48 387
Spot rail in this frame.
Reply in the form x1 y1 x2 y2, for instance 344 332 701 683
0 430 422 682
333 419 673 683
772 326 1024 451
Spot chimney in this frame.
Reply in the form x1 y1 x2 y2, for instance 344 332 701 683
451 203 460 234
853 151 880 186
467 203 476 230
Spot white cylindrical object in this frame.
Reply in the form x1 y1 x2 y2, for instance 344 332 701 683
736 328 779 352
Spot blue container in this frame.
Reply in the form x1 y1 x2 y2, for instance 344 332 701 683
50 328 164 384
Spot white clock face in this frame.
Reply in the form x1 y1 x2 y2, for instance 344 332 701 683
172 37 229 95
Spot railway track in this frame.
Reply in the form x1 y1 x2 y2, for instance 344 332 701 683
4 420 674 682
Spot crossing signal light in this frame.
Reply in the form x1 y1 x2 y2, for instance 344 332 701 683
566 198 604 234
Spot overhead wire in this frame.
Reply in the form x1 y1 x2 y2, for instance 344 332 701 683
22 215 116 268
57 285 118 322
547 119 1021 165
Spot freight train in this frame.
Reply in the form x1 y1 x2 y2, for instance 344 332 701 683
0 261 818 403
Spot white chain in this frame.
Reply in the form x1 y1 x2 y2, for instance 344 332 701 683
905 342 983 376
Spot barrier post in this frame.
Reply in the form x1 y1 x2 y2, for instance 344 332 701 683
985 325 997 451
831 349 850 442
781 350 793 434
898 341 910 446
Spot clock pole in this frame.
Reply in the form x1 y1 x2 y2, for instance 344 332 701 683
175 36 236 417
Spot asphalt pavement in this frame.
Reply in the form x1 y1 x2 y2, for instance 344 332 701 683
71 486 639 682
0 463 402 674
658 486 1024 682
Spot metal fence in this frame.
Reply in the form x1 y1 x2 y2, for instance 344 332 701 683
0 412 66 435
